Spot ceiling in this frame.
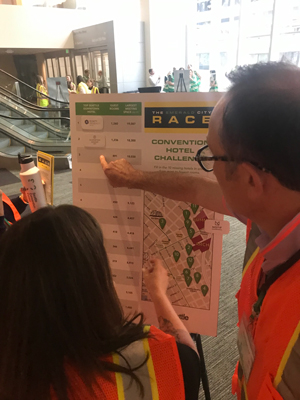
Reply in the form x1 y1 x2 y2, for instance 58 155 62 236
0 48 67 55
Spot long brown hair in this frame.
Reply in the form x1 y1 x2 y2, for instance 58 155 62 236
0 205 148 400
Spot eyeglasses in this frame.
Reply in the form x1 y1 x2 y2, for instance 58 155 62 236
195 145 271 173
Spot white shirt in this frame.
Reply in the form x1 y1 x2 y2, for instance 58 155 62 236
148 74 160 87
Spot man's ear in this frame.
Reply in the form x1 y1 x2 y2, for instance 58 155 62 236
239 163 265 200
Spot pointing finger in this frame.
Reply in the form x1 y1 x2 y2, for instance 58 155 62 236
99 155 108 170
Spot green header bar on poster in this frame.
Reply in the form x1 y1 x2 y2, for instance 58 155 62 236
76 102 142 116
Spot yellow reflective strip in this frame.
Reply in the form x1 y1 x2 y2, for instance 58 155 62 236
242 380 249 400
242 247 260 278
142 327 159 400
274 320 300 387
112 353 125 400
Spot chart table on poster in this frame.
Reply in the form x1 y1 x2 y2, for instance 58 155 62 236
71 92 224 336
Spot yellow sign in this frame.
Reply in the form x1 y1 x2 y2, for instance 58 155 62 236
37 151 54 205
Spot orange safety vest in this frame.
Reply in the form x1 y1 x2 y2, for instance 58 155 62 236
51 325 185 400
2 192 21 223
232 221 300 400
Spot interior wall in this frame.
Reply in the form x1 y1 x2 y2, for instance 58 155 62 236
114 21 146 93
0 54 18 77
0 5 89 49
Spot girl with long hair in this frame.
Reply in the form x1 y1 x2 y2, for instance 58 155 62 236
0 205 200 400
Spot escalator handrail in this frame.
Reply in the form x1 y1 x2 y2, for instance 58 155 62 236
0 113 70 122
0 126 70 151
0 114 70 140
0 85 69 113
0 68 69 105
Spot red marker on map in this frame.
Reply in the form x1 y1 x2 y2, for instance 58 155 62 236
193 210 208 230
192 238 211 253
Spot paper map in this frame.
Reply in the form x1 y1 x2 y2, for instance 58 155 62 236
71 92 224 336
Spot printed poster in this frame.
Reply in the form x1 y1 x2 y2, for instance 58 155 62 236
70 92 224 336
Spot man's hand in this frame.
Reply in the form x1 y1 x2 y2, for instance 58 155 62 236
99 156 142 188
143 258 169 298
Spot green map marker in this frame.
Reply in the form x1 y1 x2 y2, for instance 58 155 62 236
173 250 180 262
183 209 190 220
185 275 193 287
188 228 195 239
201 284 209 297
159 218 166 229
194 272 201 284
185 243 193 255
187 256 194 268
184 219 192 229
191 204 199 214
183 269 192 286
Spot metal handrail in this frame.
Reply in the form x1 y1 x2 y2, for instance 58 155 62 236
0 113 70 123
0 68 69 105
0 85 69 113
0 114 70 140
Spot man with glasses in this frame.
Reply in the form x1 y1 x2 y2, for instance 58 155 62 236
100 62 300 399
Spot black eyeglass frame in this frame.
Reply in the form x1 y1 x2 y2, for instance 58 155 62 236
194 145 271 173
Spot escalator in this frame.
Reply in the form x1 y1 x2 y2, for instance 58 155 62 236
0 69 71 169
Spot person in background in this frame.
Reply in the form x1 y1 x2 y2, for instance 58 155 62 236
163 68 175 93
148 68 161 87
36 75 49 118
83 69 90 84
76 76 91 94
0 188 28 238
0 205 200 400
188 64 201 92
209 70 218 92
87 78 99 94
66 75 76 94
100 62 300 400
97 70 108 93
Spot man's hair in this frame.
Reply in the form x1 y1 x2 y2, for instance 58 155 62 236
84 69 89 74
149 68 153 74
221 62 300 191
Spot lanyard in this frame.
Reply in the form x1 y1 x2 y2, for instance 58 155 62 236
251 248 300 319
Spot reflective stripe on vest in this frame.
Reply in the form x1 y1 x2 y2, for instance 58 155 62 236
233 246 300 400
36 84 49 107
52 325 185 399
2 193 21 223
112 325 184 399
91 87 99 94
76 82 90 94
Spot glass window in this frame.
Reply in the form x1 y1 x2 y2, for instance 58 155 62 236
198 53 210 70
65 57 71 76
59 57 66 77
82 54 89 72
75 55 83 77
46 59 53 78
197 1 211 12
93 51 102 78
52 58 59 77
280 51 300 66
102 52 110 85
220 52 228 67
